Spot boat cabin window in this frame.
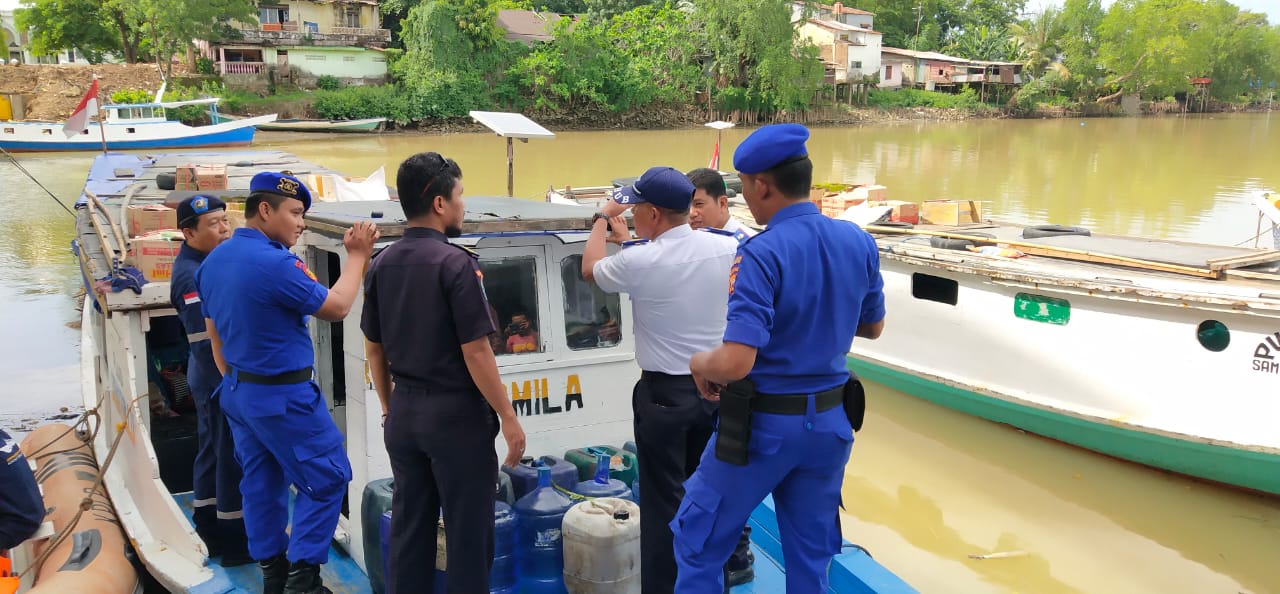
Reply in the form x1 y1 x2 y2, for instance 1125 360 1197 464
2 128 12 134
479 256 544 356
911 272 959 306
560 255 623 350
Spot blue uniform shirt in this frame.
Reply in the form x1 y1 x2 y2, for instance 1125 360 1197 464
196 227 328 376
723 201 885 394
170 243 219 393
0 428 43 550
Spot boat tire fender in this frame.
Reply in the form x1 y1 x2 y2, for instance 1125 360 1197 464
930 232 995 250
156 172 176 191
1022 225 1091 239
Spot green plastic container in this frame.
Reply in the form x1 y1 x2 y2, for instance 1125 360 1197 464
564 445 638 487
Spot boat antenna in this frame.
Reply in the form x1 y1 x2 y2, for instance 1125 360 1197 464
0 145 77 217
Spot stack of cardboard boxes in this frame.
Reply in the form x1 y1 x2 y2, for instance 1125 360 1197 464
126 204 182 282
807 184 982 227
175 165 228 191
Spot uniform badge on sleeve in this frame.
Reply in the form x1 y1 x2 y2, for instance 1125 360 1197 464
183 292 201 305
728 255 742 295
295 260 318 281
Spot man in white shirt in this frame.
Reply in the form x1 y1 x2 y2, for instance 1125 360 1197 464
582 166 741 594
687 167 755 242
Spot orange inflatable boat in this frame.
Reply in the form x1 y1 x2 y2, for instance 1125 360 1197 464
18 424 138 594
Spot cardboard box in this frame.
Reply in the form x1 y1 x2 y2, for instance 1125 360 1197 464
869 200 920 224
920 200 982 226
129 231 183 281
851 184 888 202
126 204 177 237
175 164 228 191
226 202 246 229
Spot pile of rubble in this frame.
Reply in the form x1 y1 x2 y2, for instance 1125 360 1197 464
0 63 178 121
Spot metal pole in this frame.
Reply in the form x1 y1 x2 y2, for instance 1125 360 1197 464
94 76 107 154
506 136 514 197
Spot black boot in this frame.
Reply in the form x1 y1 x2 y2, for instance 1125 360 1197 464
283 560 331 594
260 554 289 594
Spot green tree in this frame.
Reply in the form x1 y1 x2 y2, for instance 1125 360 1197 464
583 0 655 22
1097 0 1218 100
106 0 255 76
16 0 125 63
1058 0 1105 96
1008 7 1065 78
1203 5 1278 100
945 24 1019 61
696 0 824 111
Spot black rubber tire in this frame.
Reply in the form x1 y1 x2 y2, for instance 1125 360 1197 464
872 221 915 229
1022 224 1091 239
156 172 176 191
930 232 996 250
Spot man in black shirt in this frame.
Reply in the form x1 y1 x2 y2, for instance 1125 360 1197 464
361 151 526 594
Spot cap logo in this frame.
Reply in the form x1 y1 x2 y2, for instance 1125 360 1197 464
277 177 300 196
192 197 208 213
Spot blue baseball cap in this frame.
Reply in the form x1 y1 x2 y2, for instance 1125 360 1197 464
176 194 227 229
613 166 695 210
733 124 811 174
249 171 312 212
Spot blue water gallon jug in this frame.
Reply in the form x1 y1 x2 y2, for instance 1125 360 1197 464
503 456 578 501
491 501 517 594
572 453 632 500
514 466 572 594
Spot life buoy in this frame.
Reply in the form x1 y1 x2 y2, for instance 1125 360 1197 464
930 232 995 250
1022 225 1091 239
19 425 138 594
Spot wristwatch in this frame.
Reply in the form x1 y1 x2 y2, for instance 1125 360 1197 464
591 212 610 226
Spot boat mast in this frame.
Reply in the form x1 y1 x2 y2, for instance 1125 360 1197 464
94 75 108 154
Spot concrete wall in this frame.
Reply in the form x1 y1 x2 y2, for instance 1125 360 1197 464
879 57 909 88
847 33 881 79
268 47 386 82
288 1 380 31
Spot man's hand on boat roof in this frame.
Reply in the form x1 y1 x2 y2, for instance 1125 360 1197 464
601 199 629 218
343 220 379 259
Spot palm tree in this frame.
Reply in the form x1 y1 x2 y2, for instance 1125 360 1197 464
1008 7 1068 80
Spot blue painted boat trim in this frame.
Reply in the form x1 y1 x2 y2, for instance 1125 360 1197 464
748 496 917 594
188 568 239 594
0 126 256 152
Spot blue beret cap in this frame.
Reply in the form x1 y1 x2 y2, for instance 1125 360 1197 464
249 171 312 212
613 166 695 210
176 194 227 229
732 123 811 174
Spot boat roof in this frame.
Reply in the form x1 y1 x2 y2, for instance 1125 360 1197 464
105 98 221 110
306 197 596 238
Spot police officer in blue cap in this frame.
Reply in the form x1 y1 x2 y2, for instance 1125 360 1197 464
581 166 750 593
169 194 250 566
677 124 886 593
197 171 379 594
0 428 42 552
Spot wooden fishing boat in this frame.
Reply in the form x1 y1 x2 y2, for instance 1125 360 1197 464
30 150 916 593
730 202 1280 495
220 114 386 133
0 99 276 152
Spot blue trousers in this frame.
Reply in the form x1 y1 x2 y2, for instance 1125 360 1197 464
671 395 853 594
220 375 352 564
191 378 248 558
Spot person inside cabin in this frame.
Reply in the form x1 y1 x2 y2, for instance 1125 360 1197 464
679 124 885 593
360 152 526 594
504 309 539 354
168 194 251 566
197 171 378 594
579 166 755 592
0 428 43 554
687 167 754 243
487 304 507 355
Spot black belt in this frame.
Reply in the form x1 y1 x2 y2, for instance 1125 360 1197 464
235 367 312 386
641 370 692 380
751 386 843 415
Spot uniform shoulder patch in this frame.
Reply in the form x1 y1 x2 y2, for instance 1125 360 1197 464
700 227 735 237
451 243 480 258
621 239 650 248
293 259 318 282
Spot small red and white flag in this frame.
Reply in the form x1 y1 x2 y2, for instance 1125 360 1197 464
183 292 200 306
708 140 720 170
63 79 99 139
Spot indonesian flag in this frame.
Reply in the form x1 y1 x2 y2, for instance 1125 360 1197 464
63 80 99 138
709 140 720 170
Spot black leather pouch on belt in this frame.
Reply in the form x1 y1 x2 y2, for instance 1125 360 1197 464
715 378 755 466
843 373 867 431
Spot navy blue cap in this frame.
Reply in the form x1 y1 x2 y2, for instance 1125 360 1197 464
249 171 312 212
176 194 227 229
613 166 695 210
733 124 811 174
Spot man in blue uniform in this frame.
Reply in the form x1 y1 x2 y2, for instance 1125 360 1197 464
168 195 250 566
362 152 526 594
678 124 886 593
0 428 42 552
198 172 379 594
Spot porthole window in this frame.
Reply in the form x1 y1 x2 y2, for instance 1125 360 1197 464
1196 320 1230 352
911 273 958 306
